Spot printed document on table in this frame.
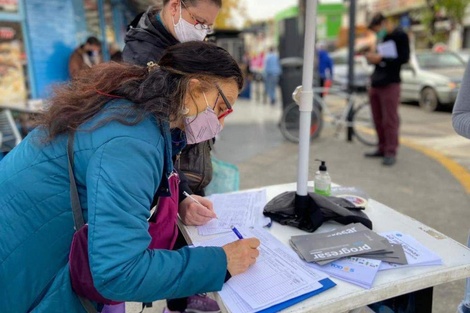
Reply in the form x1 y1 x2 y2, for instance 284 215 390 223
377 40 398 58
196 227 329 312
378 231 442 270
198 189 267 236
308 257 382 289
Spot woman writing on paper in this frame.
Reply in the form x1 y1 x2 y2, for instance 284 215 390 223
0 41 260 313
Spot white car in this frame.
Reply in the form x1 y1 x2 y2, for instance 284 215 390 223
330 49 374 91
400 50 466 111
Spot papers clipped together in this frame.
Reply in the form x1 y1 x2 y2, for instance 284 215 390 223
290 224 442 289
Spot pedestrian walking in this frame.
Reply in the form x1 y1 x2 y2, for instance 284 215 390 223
364 13 410 166
316 41 333 96
263 47 282 106
0 41 260 313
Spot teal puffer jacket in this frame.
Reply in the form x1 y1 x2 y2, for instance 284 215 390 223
0 100 227 313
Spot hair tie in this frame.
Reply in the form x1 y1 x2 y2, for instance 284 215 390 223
147 61 160 72
95 89 124 99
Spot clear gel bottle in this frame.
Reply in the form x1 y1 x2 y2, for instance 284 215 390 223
314 160 331 196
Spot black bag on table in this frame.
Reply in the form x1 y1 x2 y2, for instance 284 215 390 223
263 191 372 232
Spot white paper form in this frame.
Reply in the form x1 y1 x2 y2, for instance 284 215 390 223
196 227 327 312
377 40 398 58
308 257 381 289
378 232 442 270
198 189 267 236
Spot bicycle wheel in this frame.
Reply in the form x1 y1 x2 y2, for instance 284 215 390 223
352 102 378 146
280 102 323 143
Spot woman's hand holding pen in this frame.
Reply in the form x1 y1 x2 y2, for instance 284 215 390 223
222 238 260 276
179 193 217 226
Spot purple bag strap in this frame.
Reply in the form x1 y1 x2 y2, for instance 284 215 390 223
67 132 98 313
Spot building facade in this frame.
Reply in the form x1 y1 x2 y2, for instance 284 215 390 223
0 0 137 105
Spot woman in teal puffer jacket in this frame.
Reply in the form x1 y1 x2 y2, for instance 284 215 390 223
0 41 260 313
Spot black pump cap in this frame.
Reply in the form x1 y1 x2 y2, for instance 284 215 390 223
315 159 327 171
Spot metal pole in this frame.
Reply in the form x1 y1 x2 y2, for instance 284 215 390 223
346 0 356 141
98 0 110 62
296 0 317 196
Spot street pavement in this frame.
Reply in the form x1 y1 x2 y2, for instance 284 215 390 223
129 92 470 312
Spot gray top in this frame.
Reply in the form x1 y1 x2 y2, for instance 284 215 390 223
452 61 470 139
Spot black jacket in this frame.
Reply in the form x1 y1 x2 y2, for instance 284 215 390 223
371 27 410 88
122 8 214 197
122 7 179 66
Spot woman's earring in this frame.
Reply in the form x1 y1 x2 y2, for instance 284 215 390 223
181 107 189 115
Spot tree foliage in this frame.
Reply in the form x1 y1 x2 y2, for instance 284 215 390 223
416 0 470 47
214 0 247 29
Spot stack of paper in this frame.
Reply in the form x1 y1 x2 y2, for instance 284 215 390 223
290 224 407 265
290 224 442 289
194 227 336 313
308 257 381 289
378 231 442 270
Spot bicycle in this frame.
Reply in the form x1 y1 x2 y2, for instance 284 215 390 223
279 85 378 146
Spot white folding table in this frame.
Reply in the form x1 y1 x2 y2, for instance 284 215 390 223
179 183 470 312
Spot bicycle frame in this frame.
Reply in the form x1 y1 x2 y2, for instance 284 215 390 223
284 85 376 145
312 86 359 134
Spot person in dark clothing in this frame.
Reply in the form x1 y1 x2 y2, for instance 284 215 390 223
124 0 220 197
123 2 223 312
123 0 218 67
364 13 410 166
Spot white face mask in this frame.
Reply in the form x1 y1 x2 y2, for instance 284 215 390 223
172 1 208 42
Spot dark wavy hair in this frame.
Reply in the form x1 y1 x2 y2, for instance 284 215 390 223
37 41 243 140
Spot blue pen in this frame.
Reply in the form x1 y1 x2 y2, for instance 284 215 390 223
231 226 244 240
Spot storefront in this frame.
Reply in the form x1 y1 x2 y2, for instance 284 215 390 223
0 0 27 106
0 0 136 106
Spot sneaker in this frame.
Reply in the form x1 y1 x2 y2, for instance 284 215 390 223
382 156 396 166
364 150 385 158
185 294 221 313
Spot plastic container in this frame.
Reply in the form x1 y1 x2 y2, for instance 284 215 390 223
314 160 331 196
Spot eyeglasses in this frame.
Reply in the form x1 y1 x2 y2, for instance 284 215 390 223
213 84 233 120
181 0 213 32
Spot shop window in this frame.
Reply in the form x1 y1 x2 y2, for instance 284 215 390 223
0 21 27 105
0 0 18 13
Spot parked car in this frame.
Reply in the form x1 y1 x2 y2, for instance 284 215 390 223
400 50 466 111
330 49 374 91
454 49 470 63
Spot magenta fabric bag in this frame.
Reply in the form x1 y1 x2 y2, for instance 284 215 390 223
148 172 180 250
69 173 180 304
67 131 181 305
69 224 122 304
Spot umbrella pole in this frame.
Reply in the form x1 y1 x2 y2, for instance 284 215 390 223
297 0 318 196
262 0 324 233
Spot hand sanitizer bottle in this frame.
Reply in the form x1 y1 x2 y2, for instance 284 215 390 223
314 160 331 196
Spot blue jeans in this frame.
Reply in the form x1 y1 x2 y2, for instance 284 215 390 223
264 74 279 104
